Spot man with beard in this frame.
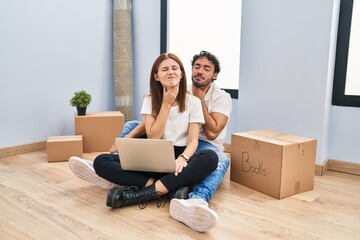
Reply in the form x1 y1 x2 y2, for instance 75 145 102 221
168 50 232 232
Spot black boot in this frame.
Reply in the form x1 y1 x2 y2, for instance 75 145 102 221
168 186 189 199
106 185 163 209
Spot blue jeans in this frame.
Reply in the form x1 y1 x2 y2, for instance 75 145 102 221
119 120 230 202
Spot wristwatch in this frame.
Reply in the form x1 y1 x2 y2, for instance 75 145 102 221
180 153 190 161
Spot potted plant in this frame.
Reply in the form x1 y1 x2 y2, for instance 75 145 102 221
70 90 92 116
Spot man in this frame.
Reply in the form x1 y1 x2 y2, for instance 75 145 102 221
69 50 232 232
170 50 232 232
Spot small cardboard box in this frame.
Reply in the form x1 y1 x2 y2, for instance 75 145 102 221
230 130 317 199
47 135 83 162
75 111 124 153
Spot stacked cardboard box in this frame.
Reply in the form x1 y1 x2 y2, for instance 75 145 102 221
75 111 124 153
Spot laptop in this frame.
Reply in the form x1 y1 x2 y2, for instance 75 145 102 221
115 138 176 173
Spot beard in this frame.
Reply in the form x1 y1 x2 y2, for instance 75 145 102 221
192 76 212 88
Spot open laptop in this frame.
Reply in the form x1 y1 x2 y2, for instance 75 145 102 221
115 138 176 173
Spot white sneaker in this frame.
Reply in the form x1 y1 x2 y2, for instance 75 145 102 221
68 156 114 189
169 198 219 232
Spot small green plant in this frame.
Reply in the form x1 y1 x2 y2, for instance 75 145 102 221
70 90 92 108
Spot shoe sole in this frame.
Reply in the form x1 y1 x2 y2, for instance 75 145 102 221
69 157 113 189
169 199 219 232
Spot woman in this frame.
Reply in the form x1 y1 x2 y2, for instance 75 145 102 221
93 53 218 209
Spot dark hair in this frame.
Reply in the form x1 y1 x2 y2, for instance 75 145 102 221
149 53 187 115
191 50 221 74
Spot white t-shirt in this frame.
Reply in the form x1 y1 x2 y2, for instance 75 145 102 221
140 94 205 146
187 83 232 150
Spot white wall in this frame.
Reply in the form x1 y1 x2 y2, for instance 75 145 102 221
132 0 161 120
0 0 114 147
329 106 360 163
236 0 335 164
233 0 359 164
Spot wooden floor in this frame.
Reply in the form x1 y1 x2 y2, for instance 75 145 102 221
1 151 359 240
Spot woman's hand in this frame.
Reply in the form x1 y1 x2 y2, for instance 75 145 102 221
174 157 188 176
162 85 179 106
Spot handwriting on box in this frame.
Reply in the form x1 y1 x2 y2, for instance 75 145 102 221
241 151 267 176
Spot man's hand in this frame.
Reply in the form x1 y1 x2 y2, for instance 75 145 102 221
192 84 229 140
192 84 211 101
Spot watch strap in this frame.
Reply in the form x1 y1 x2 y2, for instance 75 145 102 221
180 153 190 161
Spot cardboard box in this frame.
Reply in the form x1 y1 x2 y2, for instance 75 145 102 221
75 111 124 153
47 135 83 162
230 130 316 199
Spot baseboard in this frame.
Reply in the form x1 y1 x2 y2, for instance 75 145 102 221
0 141 46 158
327 159 360 176
223 142 231 153
315 159 328 176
